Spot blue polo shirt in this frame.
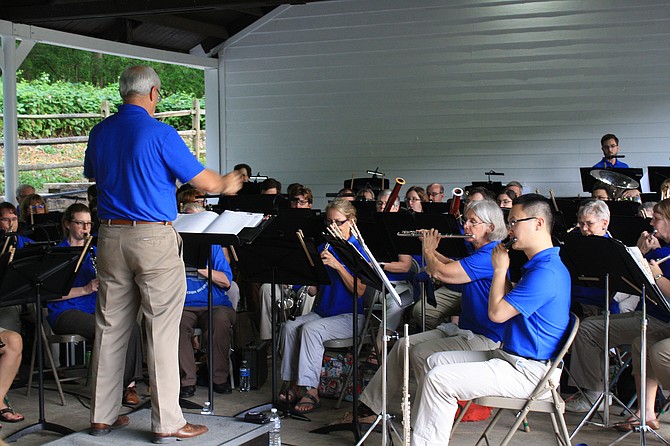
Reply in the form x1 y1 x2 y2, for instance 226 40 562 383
47 240 97 325
593 158 629 169
184 245 233 308
84 104 205 221
502 247 571 360
315 236 369 318
458 241 505 343
643 245 670 323
16 235 34 249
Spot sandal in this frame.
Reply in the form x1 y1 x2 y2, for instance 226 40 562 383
278 388 299 405
294 393 321 414
0 406 24 423
615 416 660 432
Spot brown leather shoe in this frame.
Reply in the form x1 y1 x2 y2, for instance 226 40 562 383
90 415 130 436
152 423 208 443
123 386 140 405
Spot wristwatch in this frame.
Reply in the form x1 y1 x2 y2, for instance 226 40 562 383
654 273 664 280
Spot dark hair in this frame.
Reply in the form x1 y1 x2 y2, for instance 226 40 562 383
513 193 554 230
290 186 313 203
498 189 517 201
62 203 92 236
260 178 281 193
234 163 252 176
601 133 619 146
286 183 304 197
466 186 495 201
0 202 18 215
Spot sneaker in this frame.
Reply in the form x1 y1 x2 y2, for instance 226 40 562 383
565 390 611 413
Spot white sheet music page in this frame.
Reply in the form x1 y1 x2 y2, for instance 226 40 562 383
173 210 264 235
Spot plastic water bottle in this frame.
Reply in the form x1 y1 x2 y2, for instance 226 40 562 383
268 408 281 446
239 360 250 392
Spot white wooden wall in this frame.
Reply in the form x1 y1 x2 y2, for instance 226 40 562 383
219 0 670 208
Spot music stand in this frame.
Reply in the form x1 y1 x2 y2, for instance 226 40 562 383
647 166 670 194
29 212 64 243
176 213 273 415
557 234 670 444
580 167 644 193
1 245 84 442
233 236 331 421
216 194 290 214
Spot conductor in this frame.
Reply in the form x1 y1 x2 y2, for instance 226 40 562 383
84 66 242 442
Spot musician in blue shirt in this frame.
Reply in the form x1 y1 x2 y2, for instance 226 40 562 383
279 199 368 414
412 194 571 445
593 133 630 169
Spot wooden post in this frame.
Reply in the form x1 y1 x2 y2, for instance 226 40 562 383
100 100 110 118
192 98 201 158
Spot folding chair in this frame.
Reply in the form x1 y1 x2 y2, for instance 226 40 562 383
452 312 580 446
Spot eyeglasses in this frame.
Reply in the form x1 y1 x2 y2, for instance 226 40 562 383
464 219 487 227
155 87 163 103
71 220 93 228
577 220 599 227
291 199 310 205
497 199 513 205
507 216 538 228
427 191 443 197
325 218 348 226
0 217 18 224
405 197 421 202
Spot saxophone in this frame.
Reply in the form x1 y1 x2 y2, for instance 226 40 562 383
402 323 411 445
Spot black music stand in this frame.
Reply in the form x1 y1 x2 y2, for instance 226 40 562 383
216 194 290 214
233 236 330 422
177 212 272 415
1 245 84 442
310 233 380 442
558 234 670 444
648 166 670 195
29 212 64 243
580 167 644 193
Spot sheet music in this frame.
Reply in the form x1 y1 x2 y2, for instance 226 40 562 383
626 245 655 284
173 210 264 235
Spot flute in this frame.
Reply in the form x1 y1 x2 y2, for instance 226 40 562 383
655 253 670 266
398 230 474 239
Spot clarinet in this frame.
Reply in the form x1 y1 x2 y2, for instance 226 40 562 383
86 234 97 275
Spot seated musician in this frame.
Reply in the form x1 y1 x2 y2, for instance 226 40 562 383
404 186 428 213
506 181 523 197
464 186 495 203
260 178 281 195
47 204 142 405
356 199 507 423
496 189 516 209
0 328 24 425
178 243 236 398
566 199 670 414
258 186 316 341
593 133 629 169
278 198 368 414
426 183 444 203
355 188 375 201
0 203 35 339
289 186 313 209
410 188 492 329
412 194 571 445
591 184 611 201
337 188 356 201
18 193 48 223
177 187 205 212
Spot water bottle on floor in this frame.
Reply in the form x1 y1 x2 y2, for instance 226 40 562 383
268 408 281 446
239 360 250 392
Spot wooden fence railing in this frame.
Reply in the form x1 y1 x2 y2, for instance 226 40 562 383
0 99 205 173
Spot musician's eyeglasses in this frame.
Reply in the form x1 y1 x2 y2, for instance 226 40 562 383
427 192 443 197
155 87 163 103
71 220 93 228
325 218 348 226
507 217 537 228
578 220 599 227
0 217 18 224
405 197 421 202
291 199 310 205
30 204 45 210
464 219 487 227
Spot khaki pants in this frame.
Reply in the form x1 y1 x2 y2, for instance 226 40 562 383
90 224 187 434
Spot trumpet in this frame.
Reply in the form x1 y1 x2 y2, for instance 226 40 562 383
397 230 474 239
